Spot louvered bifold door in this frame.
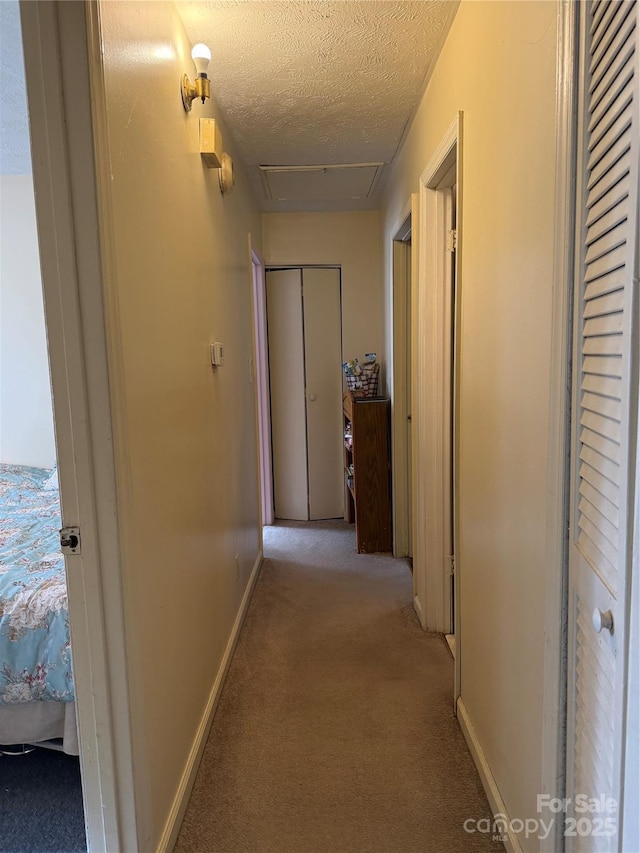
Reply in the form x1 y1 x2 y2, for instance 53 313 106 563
566 2 639 852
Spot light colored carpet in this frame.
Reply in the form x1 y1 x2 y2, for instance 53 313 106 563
175 521 503 852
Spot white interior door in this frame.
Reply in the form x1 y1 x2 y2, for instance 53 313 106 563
565 3 638 849
302 268 343 519
266 269 308 520
21 2 138 848
266 268 344 521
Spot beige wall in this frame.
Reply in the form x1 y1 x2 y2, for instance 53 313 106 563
97 2 262 846
381 2 558 849
0 174 56 468
262 212 384 380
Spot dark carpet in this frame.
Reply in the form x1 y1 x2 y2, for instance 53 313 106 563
0 747 86 853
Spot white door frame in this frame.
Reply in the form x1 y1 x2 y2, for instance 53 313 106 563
20 2 138 850
391 197 416 560
539 0 577 834
415 115 461 660
250 243 274 527
624 388 640 850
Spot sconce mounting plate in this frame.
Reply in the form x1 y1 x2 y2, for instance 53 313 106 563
219 153 235 195
181 74 194 111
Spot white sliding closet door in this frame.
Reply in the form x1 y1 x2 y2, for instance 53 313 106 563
267 269 308 520
566 2 638 850
302 268 344 519
266 268 343 521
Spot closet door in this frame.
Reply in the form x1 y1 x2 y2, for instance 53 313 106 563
266 269 308 520
302 268 344 519
266 268 344 521
566 2 638 849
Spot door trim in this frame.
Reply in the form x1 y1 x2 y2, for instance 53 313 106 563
250 243 273 528
415 114 461 648
624 378 640 850
539 0 577 835
20 1 138 850
391 197 413 558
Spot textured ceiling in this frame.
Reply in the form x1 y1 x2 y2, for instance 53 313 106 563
176 1 459 211
0 1 458 202
0 0 31 175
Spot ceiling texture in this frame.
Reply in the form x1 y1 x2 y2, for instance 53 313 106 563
176 1 459 211
0 1 459 209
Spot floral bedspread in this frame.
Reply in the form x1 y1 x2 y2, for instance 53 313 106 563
0 464 74 704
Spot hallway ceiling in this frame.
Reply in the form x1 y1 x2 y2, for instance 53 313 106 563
176 1 459 212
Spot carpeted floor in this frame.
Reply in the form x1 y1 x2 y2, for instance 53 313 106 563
0 746 86 853
176 520 503 853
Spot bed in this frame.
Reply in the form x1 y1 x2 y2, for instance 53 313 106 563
0 463 78 755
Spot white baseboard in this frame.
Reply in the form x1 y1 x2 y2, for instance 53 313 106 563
445 633 456 658
157 549 263 853
413 594 426 629
457 698 520 853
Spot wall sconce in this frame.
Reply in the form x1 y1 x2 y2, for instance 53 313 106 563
181 43 212 112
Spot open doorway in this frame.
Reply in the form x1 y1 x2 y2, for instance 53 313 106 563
414 114 461 697
391 207 414 563
0 3 86 849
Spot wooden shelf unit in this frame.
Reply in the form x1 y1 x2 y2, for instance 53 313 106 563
343 391 392 553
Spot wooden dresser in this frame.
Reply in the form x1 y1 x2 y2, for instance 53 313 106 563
343 391 392 553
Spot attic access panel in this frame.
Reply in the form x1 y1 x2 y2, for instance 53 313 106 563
260 163 383 202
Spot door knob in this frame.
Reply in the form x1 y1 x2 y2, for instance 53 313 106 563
592 608 614 635
308 393 317 401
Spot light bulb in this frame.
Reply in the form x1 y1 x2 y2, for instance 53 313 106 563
191 43 211 76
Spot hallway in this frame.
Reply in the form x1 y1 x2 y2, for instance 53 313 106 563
175 522 502 852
